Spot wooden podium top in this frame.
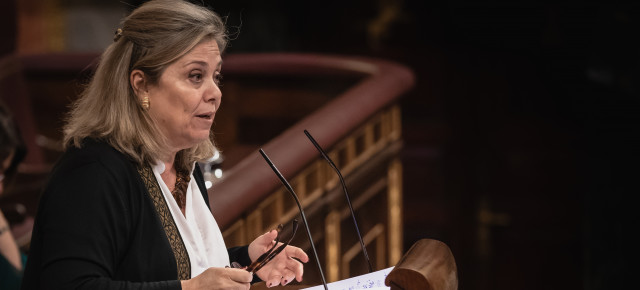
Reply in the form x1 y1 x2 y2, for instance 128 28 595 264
250 239 457 290
385 239 458 290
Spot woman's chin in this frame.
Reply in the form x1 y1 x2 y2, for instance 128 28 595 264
189 133 212 146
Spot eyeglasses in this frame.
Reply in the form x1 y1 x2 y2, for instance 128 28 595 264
243 219 299 274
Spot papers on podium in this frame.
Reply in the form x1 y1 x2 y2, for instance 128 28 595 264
301 267 394 290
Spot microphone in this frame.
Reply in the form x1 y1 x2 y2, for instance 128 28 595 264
258 149 329 290
303 129 374 273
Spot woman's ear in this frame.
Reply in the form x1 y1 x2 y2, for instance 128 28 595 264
130 69 148 101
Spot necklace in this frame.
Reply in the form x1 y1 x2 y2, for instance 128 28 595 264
171 170 190 210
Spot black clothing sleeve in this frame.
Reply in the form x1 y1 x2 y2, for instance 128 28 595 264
21 140 253 290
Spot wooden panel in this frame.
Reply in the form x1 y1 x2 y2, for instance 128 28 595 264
222 105 405 281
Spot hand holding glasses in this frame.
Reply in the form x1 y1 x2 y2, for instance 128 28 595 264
231 219 300 274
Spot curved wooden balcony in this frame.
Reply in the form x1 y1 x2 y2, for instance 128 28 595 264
211 53 415 228
209 54 414 283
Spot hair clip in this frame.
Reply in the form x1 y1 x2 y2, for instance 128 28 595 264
114 28 123 42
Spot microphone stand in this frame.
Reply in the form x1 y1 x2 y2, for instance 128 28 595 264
304 129 374 273
259 149 329 290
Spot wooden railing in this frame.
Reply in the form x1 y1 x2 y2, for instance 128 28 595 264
209 54 414 282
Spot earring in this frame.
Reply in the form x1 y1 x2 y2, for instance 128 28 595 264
142 96 150 110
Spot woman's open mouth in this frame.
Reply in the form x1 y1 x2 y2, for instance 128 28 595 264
196 112 213 120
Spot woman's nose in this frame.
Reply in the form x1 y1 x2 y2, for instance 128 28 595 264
204 78 222 104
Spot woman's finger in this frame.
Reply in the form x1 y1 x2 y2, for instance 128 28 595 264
285 245 309 263
260 230 278 247
248 229 279 261
280 268 297 285
284 256 305 282
266 269 284 288
226 268 253 283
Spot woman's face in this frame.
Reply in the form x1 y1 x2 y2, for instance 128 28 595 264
146 39 222 153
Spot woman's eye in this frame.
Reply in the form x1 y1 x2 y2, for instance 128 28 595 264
214 73 223 85
189 73 203 82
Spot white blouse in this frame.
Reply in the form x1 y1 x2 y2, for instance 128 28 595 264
152 162 229 277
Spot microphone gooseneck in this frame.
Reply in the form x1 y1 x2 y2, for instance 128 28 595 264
258 149 329 290
303 129 374 273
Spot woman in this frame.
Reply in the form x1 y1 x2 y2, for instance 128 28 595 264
0 102 27 290
21 1 308 289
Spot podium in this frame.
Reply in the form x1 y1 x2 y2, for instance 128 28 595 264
385 239 457 290
251 239 458 290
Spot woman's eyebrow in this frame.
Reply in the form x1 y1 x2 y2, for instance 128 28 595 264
183 60 209 68
183 59 222 70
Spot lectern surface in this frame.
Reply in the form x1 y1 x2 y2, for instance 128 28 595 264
299 267 394 290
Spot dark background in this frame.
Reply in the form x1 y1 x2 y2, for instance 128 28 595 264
176 1 639 289
3 0 637 289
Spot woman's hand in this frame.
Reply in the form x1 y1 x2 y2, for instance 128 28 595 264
248 230 309 287
181 267 253 290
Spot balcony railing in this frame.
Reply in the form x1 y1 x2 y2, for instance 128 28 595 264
208 54 414 282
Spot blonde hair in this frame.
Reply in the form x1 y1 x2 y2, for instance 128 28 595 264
64 0 227 170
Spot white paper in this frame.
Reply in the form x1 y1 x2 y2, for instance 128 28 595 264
300 267 394 290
